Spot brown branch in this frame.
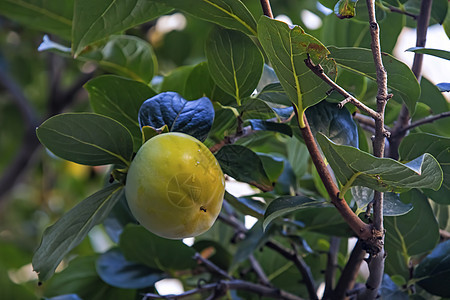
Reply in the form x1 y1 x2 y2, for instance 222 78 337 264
297 111 372 241
353 113 391 132
388 0 433 159
323 237 341 299
194 253 233 280
388 6 418 20
266 240 318 300
260 0 274 18
333 239 366 300
399 111 450 134
249 254 272 286
142 279 304 300
304 57 379 120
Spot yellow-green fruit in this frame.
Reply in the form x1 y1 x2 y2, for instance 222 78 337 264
125 132 225 239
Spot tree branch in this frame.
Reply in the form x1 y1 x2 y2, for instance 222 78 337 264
260 0 274 18
194 253 233 280
266 240 318 300
304 57 379 120
249 254 272 286
399 111 450 134
142 279 304 300
388 0 433 159
323 237 340 299
388 6 418 19
296 111 372 241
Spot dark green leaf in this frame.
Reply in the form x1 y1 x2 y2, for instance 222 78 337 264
384 190 440 278
334 0 358 19
399 133 450 204
306 100 358 148
258 16 337 127
406 47 450 60
0 268 35 300
224 191 265 219
414 240 450 297
86 75 157 151
119 225 196 271
205 27 264 105
317 133 443 193
263 196 325 231
72 0 171 56
153 0 257 36
160 65 196 95
138 92 215 142
0 0 73 39
256 83 291 106
233 221 268 265
404 0 448 25
32 184 124 282
380 274 409 300
103 191 137 244
96 248 164 289
36 113 133 167
215 145 273 191
44 256 134 300
258 153 285 183
248 120 292 136
328 46 420 115
351 186 413 216
286 137 310 178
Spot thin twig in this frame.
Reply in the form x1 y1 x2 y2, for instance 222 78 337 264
353 113 391 132
260 0 274 18
400 110 450 134
142 279 304 300
249 254 272 286
388 6 418 19
266 240 318 300
388 0 433 159
194 253 233 280
304 56 379 120
323 237 340 299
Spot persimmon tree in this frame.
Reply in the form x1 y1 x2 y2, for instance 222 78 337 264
0 0 449 299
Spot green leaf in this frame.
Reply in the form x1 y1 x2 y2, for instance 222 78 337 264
351 186 413 217
328 46 420 115
32 184 124 282
317 133 443 193
414 240 450 297
153 0 257 36
44 256 134 300
215 145 273 191
224 192 265 219
83 35 158 83
257 16 337 127
384 190 440 278
72 0 171 56
0 0 73 40
256 83 291 106
36 113 133 167
85 75 157 152
205 27 264 105
406 47 450 60
399 133 450 204
263 196 324 231
119 224 196 271
334 0 358 19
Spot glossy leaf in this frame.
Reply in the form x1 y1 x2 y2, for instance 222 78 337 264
103 192 137 244
205 27 264 105
258 16 337 127
0 0 73 39
86 75 157 151
414 240 450 297
248 120 293 137
351 186 413 216
328 46 420 115
406 47 450 60
263 196 324 231
224 192 265 219
152 0 257 36
399 133 450 204
233 221 269 265
37 113 133 167
96 248 164 289
83 35 157 83
317 133 443 193
384 190 440 278
160 65 196 96
334 0 358 19
33 184 124 282
380 274 409 300
256 83 291 106
138 92 215 142
72 0 171 56
215 145 273 191
119 225 196 271
306 100 358 148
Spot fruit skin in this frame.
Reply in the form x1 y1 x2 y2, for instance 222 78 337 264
125 132 225 239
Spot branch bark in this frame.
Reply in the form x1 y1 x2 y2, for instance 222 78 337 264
323 237 340 299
